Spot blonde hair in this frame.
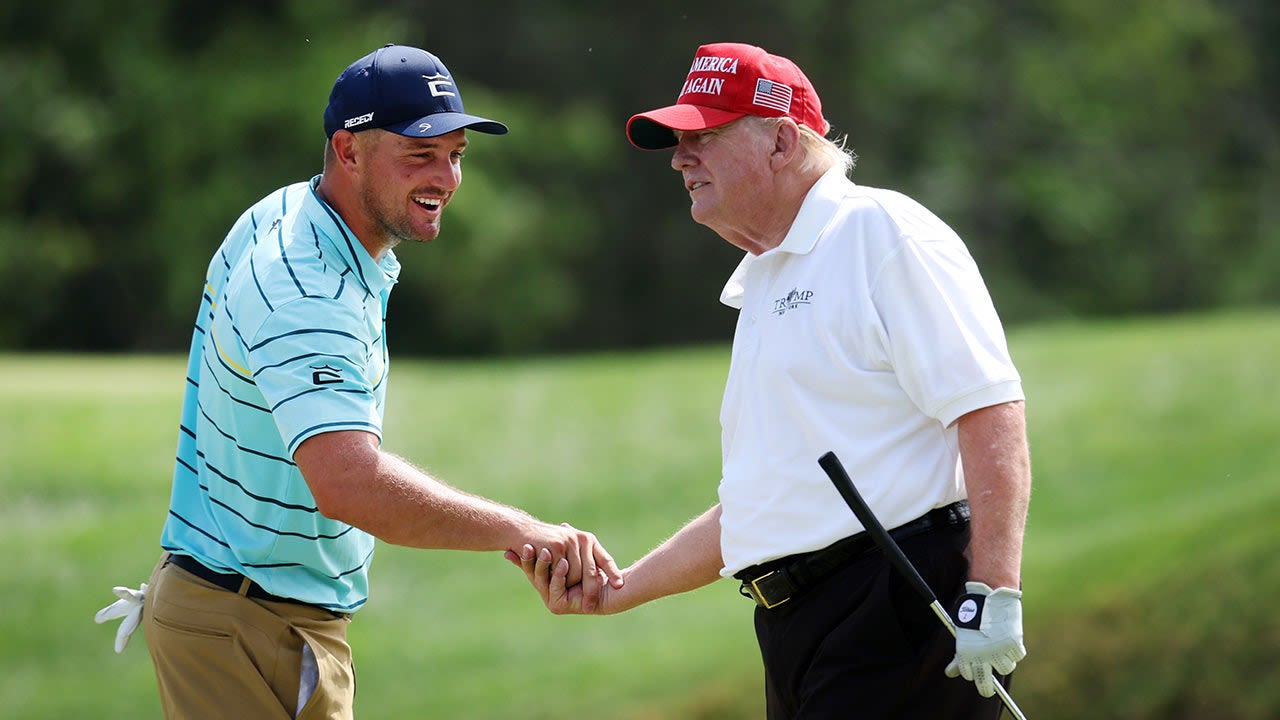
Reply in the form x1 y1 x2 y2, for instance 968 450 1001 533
745 116 856 177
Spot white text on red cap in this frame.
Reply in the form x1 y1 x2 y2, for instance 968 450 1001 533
681 56 740 97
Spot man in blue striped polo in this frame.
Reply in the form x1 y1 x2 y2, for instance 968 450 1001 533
105 44 623 719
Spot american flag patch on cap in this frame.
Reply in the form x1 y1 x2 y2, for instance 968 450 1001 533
752 79 793 113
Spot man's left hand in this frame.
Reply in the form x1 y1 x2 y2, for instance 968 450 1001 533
945 581 1026 697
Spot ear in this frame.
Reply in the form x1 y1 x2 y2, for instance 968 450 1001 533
769 119 803 171
329 130 362 173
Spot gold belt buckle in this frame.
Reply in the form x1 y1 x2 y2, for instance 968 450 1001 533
748 571 790 609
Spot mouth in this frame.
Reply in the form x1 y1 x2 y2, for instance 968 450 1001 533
686 180 709 193
412 195 445 214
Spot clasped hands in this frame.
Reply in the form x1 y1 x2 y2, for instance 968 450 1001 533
505 527 625 615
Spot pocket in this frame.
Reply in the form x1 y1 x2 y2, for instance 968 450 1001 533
149 610 236 641
295 643 318 717
293 622 355 720
148 589 236 641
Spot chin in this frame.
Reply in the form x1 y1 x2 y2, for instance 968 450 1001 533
689 206 715 227
413 225 443 243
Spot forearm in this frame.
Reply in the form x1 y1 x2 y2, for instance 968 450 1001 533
610 504 725 612
358 450 540 550
957 401 1031 589
297 431 542 551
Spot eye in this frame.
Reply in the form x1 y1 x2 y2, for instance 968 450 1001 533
685 129 715 145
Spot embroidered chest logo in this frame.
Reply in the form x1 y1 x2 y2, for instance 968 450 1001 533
771 288 814 316
311 364 344 386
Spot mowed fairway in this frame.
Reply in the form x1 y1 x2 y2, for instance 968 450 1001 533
1 309 1277 719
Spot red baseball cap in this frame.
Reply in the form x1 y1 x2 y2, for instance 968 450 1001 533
626 43 829 150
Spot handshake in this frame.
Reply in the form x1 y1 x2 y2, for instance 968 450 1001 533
503 535 629 616
503 506 723 617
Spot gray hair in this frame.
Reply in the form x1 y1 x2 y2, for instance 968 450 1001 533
746 116 856 177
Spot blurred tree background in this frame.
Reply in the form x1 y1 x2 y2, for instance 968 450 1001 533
1 0 1276 356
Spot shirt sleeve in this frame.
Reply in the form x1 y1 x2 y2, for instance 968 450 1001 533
873 235 1024 427
247 295 384 455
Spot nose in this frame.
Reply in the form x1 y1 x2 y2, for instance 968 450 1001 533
671 137 696 171
439 160 462 191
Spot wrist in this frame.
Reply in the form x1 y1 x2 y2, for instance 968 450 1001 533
967 574 1021 591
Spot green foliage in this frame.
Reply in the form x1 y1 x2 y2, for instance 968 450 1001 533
0 2 1277 353
0 0 402 348
386 92 622 354
2 310 1278 718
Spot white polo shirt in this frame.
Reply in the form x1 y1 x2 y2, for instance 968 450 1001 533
717 167 1024 577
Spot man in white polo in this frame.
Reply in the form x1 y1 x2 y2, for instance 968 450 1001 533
512 42 1031 719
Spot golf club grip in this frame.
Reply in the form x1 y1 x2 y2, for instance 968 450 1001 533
817 451 940 605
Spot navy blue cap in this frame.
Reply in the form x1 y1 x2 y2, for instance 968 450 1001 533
323 44 508 138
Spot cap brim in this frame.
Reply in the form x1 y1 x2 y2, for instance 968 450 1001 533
625 105 747 150
385 112 509 138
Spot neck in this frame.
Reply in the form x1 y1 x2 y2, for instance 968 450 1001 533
316 173 391 261
722 165 825 255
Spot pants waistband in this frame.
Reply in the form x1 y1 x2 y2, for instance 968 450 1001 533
167 553 345 618
734 500 970 610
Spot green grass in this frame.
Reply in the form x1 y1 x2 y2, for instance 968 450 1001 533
2 309 1278 719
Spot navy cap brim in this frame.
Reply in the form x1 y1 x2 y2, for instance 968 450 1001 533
383 112 508 138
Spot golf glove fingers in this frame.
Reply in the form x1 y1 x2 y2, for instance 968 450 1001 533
94 583 147 654
945 581 1025 697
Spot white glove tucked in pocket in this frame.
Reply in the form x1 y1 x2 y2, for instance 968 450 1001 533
94 583 148 653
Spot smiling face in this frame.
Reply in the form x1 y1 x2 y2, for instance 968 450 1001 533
352 128 467 252
670 118 783 254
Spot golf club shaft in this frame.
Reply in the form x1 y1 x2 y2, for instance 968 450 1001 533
817 451 1029 720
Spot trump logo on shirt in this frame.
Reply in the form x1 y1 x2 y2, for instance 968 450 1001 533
772 288 814 316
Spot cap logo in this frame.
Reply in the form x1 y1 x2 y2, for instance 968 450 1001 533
752 79 793 113
424 73 456 98
679 56 740 97
344 111 375 129
682 75 724 97
689 56 740 74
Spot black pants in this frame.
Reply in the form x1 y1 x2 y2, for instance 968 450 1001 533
752 523 1010 719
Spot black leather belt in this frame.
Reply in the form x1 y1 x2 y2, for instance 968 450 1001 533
734 500 970 610
169 553 306 607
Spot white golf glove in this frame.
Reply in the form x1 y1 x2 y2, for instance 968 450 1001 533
94 583 148 654
945 581 1026 697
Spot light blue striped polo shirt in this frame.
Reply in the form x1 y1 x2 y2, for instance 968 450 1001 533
160 175 400 613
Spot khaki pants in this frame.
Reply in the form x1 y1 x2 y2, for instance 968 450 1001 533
142 554 355 720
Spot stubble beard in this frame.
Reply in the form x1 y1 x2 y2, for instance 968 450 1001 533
361 182 441 252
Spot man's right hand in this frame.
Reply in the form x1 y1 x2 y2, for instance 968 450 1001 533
506 503 724 617
505 544 627 615
514 524 623 613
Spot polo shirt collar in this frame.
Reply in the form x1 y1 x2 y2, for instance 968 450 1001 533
720 167 852 309
303 175 400 297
